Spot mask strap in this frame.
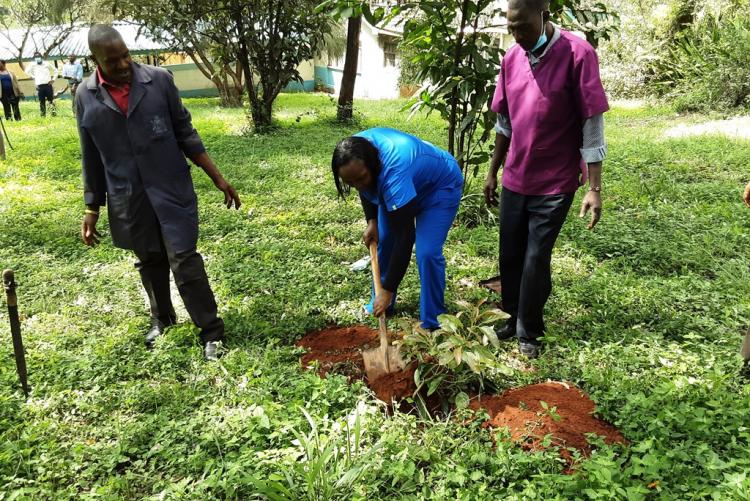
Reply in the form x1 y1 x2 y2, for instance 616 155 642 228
540 12 545 37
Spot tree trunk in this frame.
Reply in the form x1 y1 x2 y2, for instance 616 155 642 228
233 9 264 128
448 0 471 167
251 97 274 131
216 78 244 107
185 44 244 108
337 15 361 122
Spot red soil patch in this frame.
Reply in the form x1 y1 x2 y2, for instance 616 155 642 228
296 325 378 382
470 381 627 465
297 325 417 403
369 365 417 403
298 328 626 465
296 325 379 352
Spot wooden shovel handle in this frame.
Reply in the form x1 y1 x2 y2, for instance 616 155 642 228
369 242 383 297
368 242 391 349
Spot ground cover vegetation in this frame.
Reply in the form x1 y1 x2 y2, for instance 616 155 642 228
599 0 750 112
0 95 749 498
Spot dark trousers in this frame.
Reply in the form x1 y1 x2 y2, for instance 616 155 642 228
0 94 21 120
69 80 80 116
134 238 224 344
500 188 574 345
36 83 55 116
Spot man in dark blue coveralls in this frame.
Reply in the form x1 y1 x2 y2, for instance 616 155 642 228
76 25 241 360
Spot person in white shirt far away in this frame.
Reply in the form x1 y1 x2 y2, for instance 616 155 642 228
25 51 58 117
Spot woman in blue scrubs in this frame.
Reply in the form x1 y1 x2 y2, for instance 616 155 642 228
332 128 463 329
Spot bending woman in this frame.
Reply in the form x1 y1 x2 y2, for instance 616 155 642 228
332 128 463 329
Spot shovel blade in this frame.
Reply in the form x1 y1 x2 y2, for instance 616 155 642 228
363 345 406 382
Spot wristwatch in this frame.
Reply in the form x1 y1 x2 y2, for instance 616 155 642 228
589 186 602 193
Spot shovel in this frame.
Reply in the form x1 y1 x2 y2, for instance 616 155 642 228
362 241 406 382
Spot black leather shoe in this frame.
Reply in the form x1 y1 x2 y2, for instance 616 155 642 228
519 342 541 359
144 320 167 348
495 322 517 341
204 341 223 361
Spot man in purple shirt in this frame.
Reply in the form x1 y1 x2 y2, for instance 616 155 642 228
484 0 609 358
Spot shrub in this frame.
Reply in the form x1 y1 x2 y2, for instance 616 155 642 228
649 2 750 112
398 300 512 416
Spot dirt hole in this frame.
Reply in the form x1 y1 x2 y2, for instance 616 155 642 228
296 325 416 403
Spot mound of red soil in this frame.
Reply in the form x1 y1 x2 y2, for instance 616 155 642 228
470 381 627 464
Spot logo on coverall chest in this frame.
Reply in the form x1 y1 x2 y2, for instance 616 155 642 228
149 115 168 137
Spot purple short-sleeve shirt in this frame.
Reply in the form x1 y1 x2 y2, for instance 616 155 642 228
491 30 609 195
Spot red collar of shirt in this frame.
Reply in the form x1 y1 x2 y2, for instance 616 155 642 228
97 66 131 115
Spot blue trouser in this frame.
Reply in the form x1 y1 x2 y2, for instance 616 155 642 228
372 183 462 329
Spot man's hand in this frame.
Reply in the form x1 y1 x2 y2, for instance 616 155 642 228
743 182 750 208
579 190 602 230
484 173 499 207
81 213 101 246
363 220 378 247
372 289 394 318
214 178 241 209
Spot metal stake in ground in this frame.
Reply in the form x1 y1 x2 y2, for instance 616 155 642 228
0 117 6 160
0 115 13 156
3 269 29 397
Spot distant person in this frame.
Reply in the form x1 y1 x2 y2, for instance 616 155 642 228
0 60 22 121
332 128 463 330
25 51 58 117
77 25 242 360
62 54 84 105
484 0 609 358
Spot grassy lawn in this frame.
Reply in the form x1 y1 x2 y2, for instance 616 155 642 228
1 94 749 499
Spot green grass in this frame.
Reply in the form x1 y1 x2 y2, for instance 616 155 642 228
1 95 749 499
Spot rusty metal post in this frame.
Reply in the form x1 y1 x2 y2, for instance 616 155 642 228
3 269 29 397
0 117 6 160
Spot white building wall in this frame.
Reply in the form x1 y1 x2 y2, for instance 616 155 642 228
321 21 401 100
357 23 400 99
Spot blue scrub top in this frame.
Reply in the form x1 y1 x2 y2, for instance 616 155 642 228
356 128 463 212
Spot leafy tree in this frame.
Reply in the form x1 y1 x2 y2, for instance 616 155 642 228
117 0 333 128
398 0 504 180
228 0 333 130
549 0 619 49
113 0 245 107
0 0 92 70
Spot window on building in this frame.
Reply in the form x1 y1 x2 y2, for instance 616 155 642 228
382 38 398 67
